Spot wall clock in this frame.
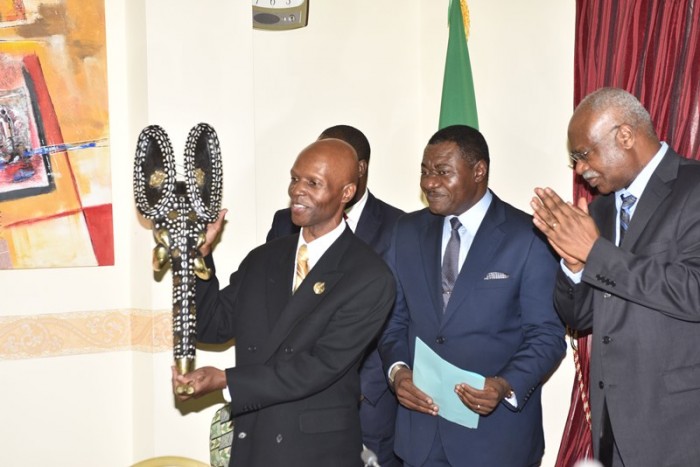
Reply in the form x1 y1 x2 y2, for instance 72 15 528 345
253 0 309 31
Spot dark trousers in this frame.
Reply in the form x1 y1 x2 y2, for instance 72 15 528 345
599 400 625 467
403 429 450 467
403 427 542 467
360 389 401 467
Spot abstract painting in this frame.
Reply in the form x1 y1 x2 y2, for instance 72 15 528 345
0 0 112 269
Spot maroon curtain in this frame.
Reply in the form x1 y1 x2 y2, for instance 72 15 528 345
556 1 700 466
574 0 700 161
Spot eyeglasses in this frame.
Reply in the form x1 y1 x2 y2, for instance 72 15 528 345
568 124 621 168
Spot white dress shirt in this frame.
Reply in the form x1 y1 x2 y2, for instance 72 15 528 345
441 190 493 271
343 189 368 233
294 218 346 284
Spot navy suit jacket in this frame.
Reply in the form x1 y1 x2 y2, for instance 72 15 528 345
266 191 404 403
379 193 566 466
196 229 395 467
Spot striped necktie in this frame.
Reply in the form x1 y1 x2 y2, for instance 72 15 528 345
293 244 309 293
619 193 637 245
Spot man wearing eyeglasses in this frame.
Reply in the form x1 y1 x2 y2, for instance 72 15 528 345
532 87 700 467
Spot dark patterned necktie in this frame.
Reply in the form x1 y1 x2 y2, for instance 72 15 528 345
619 193 637 245
441 217 462 309
210 404 233 466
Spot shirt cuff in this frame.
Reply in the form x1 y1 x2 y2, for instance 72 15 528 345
222 386 231 403
387 361 409 381
560 259 583 284
504 392 518 407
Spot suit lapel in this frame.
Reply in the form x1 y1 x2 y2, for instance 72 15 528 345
442 196 506 323
259 228 353 364
622 151 678 248
419 212 445 317
595 195 616 242
354 192 380 245
265 239 296 329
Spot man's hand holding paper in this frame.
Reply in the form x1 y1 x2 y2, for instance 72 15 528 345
412 337 485 429
393 366 439 417
455 376 512 416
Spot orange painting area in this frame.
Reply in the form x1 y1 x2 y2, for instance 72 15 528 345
0 0 26 23
0 0 112 269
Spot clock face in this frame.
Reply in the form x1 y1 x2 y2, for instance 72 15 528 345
253 0 305 8
252 0 308 30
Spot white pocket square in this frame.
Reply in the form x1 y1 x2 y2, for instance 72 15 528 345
484 272 509 280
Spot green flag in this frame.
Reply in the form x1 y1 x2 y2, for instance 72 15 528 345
439 0 478 130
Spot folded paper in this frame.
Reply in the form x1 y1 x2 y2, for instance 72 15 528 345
413 337 485 429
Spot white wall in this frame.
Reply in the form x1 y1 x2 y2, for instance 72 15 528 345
0 1 576 465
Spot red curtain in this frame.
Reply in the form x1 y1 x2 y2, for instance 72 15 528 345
556 1 700 466
574 0 700 164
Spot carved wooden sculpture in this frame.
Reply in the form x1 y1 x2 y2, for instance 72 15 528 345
133 123 223 393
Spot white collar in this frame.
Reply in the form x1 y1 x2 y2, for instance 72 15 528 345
445 189 493 235
297 219 346 269
616 142 668 202
344 189 369 232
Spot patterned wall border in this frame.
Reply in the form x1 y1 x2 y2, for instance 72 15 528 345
0 309 173 359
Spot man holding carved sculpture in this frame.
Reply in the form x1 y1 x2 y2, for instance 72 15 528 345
172 138 395 467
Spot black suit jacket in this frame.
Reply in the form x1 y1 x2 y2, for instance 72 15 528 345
555 149 700 466
196 228 395 467
266 191 404 403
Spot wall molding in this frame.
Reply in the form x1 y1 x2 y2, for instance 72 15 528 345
0 309 173 359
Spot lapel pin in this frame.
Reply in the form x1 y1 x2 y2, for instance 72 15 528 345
313 282 325 295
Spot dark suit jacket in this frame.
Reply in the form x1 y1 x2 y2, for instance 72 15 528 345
555 150 700 467
196 228 396 467
266 191 404 403
379 193 566 467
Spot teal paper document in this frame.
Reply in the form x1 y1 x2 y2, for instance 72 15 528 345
413 337 486 429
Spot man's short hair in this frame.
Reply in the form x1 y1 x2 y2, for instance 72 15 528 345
319 125 371 163
579 87 657 139
428 124 490 167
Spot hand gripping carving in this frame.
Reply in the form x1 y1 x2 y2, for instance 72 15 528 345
133 123 223 392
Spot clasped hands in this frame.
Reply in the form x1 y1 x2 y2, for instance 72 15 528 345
392 367 512 417
530 187 600 272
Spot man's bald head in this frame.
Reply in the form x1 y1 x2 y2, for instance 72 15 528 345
318 126 370 206
303 138 359 184
288 139 358 241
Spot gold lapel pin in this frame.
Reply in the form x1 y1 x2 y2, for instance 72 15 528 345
313 282 325 295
